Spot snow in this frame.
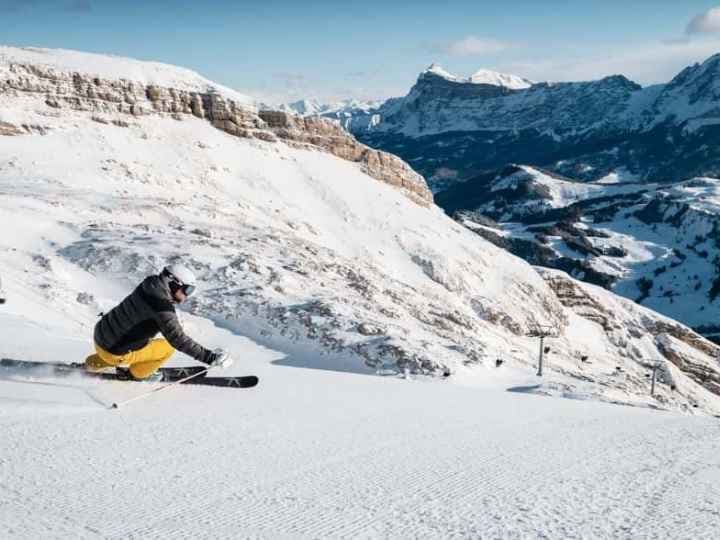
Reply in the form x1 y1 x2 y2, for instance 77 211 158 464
5 305 720 537
596 166 639 184
469 69 533 89
0 103 712 412
488 165 650 213
0 104 546 379
278 98 385 117
363 65 647 138
363 56 716 139
423 63 460 82
423 64 532 89
3 300 720 538
472 165 720 333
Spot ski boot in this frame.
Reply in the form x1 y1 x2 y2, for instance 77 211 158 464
115 367 164 383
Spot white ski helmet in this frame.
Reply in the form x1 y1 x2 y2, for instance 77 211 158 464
162 264 197 296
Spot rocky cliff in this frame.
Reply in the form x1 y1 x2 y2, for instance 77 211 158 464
0 59 431 205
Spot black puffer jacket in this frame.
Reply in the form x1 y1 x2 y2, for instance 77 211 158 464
94 275 213 364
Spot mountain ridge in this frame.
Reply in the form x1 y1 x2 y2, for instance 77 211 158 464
289 53 720 189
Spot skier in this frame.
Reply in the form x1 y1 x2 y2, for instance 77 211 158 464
0 275 5 304
85 264 232 381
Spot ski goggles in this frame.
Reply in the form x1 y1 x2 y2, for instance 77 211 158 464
178 283 196 297
164 271 196 297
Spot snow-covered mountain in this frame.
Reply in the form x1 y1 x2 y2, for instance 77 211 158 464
469 68 533 89
277 98 326 116
334 53 720 189
279 65 532 136
2 46 720 413
276 98 385 131
419 64 533 89
278 98 384 117
436 165 720 343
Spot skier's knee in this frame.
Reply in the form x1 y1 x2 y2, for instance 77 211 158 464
153 339 175 361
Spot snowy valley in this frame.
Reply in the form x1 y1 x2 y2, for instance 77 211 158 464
436 165 720 344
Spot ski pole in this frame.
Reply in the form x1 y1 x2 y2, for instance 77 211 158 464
110 368 209 410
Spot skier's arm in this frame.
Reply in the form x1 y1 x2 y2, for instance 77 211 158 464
155 309 214 364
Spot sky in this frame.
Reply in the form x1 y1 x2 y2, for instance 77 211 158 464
3 0 720 104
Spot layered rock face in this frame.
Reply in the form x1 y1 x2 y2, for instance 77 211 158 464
354 73 645 187
374 72 642 138
0 62 431 205
408 69 516 102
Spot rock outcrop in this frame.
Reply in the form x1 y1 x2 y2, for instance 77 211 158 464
0 62 431 205
0 121 23 135
537 269 619 333
538 267 720 401
257 111 429 204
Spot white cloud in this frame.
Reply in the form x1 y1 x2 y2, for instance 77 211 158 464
687 7 720 35
443 36 509 56
498 39 720 86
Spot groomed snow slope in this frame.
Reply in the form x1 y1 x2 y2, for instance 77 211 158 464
3 303 720 538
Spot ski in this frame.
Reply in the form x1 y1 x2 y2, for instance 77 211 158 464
182 375 259 388
0 358 258 388
0 358 206 381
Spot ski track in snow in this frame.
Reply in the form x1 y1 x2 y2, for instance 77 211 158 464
1 364 719 539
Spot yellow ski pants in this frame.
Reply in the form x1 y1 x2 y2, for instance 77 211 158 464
85 339 175 379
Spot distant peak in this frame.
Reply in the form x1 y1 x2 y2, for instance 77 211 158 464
422 64 460 82
469 69 533 89
701 52 720 66
695 52 720 76
668 52 720 87
420 64 532 88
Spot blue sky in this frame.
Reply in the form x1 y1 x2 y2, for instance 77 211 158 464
3 0 720 104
